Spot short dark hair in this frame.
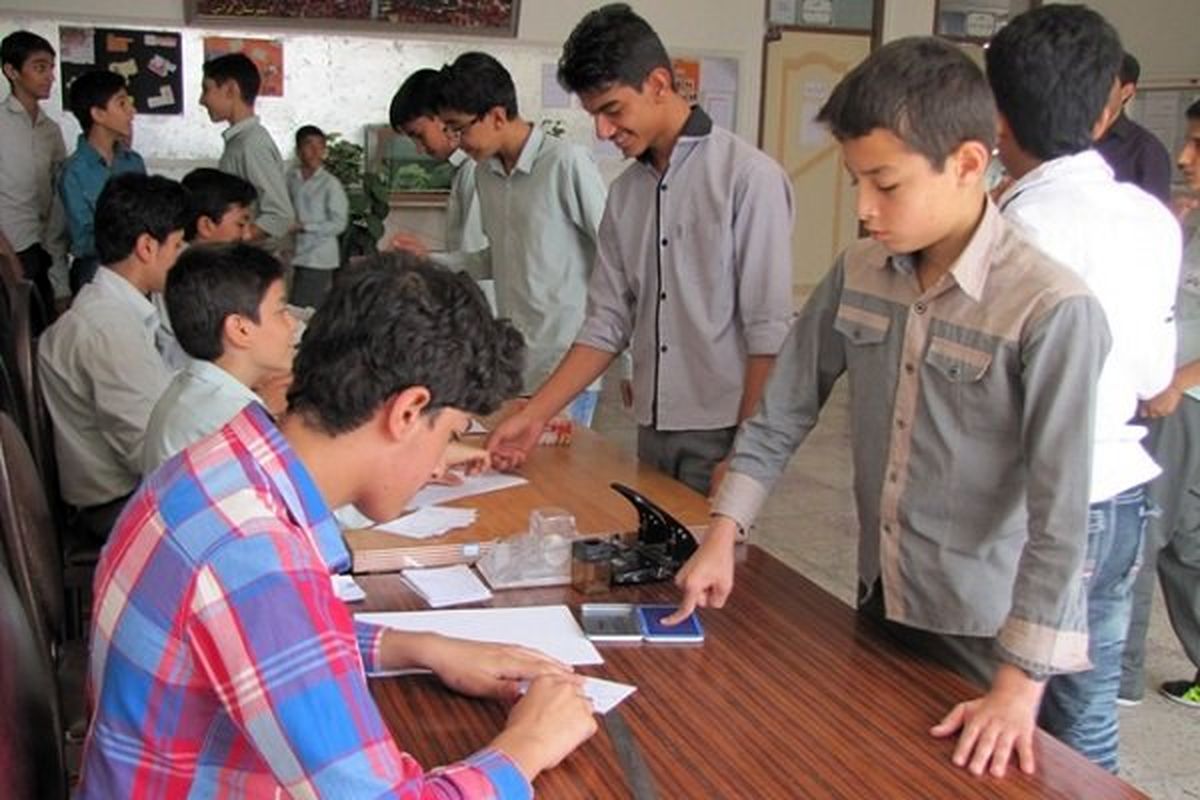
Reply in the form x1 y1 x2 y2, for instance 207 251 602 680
295 124 325 147
438 52 518 119
67 69 127 132
180 168 257 241
1119 52 1140 86
287 252 524 435
986 5 1121 161
165 243 283 361
557 3 673 95
94 174 189 265
1188 99 1200 121
1 31 54 73
202 53 260 104
390 69 442 130
817 36 996 168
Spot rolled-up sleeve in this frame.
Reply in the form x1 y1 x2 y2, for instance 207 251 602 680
733 157 795 354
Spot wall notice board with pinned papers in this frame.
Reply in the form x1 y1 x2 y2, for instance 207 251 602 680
59 26 184 115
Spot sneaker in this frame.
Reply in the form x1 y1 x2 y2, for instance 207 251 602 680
1115 695 1142 708
1159 679 1200 708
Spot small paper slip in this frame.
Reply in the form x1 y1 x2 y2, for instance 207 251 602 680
402 565 493 608
377 506 477 539
331 574 366 603
466 418 488 434
405 473 528 510
518 676 636 715
357 605 603 673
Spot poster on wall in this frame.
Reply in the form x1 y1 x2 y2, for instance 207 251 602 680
188 1 520 37
671 57 739 131
203 36 283 97
59 26 184 115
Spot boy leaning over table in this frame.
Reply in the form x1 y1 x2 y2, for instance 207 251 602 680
78 252 596 799
669 37 1110 780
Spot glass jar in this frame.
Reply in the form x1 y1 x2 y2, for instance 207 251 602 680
571 537 613 595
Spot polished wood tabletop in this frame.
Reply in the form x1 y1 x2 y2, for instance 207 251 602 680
358 546 1146 799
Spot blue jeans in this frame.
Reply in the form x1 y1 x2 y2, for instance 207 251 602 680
566 389 600 428
1040 485 1147 773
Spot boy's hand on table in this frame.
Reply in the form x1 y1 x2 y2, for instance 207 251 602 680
930 663 1045 778
492 674 597 781
423 635 573 702
664 516 739 624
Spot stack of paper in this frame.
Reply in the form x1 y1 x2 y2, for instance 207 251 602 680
405 473 528 510
403 564 493 608
331 574 366 603
334 505 479 539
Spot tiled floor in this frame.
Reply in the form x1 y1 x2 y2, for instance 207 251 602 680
592 380 1199 799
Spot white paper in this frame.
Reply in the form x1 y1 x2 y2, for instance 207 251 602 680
357 605 604 671
519 676 637 715
403 565 493 608
405 472 527 510
466 418 488 435
331 574 366 603
376 506 478 539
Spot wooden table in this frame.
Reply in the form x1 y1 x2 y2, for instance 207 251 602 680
354 432 1145 799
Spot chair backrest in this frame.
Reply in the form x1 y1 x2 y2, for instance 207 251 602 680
0 410 67 658
6 279 58 502
0 559 66 800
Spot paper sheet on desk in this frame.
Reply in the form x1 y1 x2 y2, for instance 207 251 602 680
405 473 527 510
519 676 637 715
403 565 493 607
333 505 478 539
357 605 603 675
331 574 366 602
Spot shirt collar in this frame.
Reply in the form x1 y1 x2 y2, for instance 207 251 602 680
505 124 545 176
231 404 349 572
222 115 260 143
73 133 130 166
184 359 262 408
637 105 713 167
881 197 1002 304
92 266 160 330
4 93 46 126
449 148 472 168
997 150 1113 209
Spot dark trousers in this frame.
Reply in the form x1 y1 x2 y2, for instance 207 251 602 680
15 243 55 331
290 266 335 310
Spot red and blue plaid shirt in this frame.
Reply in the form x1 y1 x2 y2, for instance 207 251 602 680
78 404 530 799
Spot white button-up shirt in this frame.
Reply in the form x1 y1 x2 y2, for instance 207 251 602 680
38 267 175 507
999 149 1182 503
143 359 261 472
286 165 348 270
0 94 66 250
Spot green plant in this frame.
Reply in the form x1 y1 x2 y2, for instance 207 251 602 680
540 117 567 138
325 132 390 262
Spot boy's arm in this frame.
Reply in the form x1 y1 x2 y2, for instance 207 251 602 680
188 535 538 798
88 325 175 474
561 149 608 244
671 262 847 621
932 293 1111 778
300 178 349 236
58 164 95 259
241 145 295 240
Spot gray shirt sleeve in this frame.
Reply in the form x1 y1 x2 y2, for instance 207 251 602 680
575 203 634 356
733 156 796 355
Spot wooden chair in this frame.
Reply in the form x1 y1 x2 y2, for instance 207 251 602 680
0 411 89 779
0 558 66 799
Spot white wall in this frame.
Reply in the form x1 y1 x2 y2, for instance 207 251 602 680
0 0 765 167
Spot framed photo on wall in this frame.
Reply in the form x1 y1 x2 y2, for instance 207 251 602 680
186 1 520 38
934 0 1040 42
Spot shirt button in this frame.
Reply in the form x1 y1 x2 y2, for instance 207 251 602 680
660 292 667 300
904 362 915 374
889 471 898 483
660 345 669 353
661 238 669 247
895 419 905 429
660 184 668 191
914 302 927 314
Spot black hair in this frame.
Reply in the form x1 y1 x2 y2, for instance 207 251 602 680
437 52 518 119
295 124 325 147
390 69 443 130
202 53 260 104
1 31 54 73
557 3 673 95
180 168 257 241
67 69 128 133
94 174 189 265
287 252 524 435
165 243 284 361
986 5 1121 161
1119 52 1140 86
1188 99 1200 120
817 36 996 168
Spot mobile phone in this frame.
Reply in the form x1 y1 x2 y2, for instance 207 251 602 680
580 603 642 642
637 604 704 643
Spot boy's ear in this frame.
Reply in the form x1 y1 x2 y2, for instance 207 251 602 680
382 386 432 441
643 66 673 99
221 313 253 351
132 231 158 264
950 139 991 185
195 215 216 239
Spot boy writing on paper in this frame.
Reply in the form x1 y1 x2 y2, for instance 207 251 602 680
78 253 596 798
671 38 1109 779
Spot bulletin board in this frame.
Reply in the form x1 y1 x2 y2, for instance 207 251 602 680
58 26 184 115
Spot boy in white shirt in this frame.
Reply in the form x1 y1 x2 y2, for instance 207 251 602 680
986 5 1181 771
286 125 348 309
38 173 188 539
144 242 295 472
